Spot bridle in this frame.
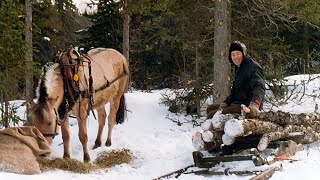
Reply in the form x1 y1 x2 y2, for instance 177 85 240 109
41 109 60 139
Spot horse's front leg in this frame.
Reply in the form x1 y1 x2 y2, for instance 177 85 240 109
77 101 90 162
60 117 70 159
93 107 107 149
105 101 118 146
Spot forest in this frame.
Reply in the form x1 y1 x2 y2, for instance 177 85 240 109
1 0 320 127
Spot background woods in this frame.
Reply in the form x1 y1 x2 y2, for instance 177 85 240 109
1 0 320 126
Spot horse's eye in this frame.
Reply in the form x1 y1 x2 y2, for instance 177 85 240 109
48 122 52 126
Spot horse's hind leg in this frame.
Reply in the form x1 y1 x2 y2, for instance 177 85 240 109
93 106 106 149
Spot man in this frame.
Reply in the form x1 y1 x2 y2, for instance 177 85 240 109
207 41 266 119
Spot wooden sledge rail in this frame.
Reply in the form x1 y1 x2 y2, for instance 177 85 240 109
185 167 274 176
154 164 282 179
249 167 277 180
193 151 266 168
152 164 195 180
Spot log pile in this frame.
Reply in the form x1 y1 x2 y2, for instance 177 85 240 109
192 110 320 152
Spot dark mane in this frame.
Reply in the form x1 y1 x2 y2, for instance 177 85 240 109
38 77 48 104
37 62 56 104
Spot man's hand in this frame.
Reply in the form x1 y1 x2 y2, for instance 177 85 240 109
248 101 260 118
219 102 228 110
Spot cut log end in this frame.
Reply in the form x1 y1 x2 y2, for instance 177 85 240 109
258 136 269 151
201 120 213 131
192 131 205 151
202 130 214 142
222 134 235 145
224 119 244 137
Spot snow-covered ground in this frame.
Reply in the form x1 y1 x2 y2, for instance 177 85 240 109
1 74 320 179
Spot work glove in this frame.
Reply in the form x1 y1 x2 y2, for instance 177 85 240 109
248 101 260 118
219 102 228 110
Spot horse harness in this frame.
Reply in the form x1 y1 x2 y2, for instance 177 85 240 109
56 48 127 124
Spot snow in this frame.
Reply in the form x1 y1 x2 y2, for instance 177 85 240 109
73 0 97 14
1 74 320 179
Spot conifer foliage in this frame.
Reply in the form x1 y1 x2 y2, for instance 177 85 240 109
0 0 26 127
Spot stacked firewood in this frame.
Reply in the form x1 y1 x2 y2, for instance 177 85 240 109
192 110 320 152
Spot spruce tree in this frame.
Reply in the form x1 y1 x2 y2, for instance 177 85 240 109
0 0 26 127
80 0 122 51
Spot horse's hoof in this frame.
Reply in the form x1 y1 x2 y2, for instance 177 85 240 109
105 140 111 147
93 143 101 150
93 141 101 149
84 155 90 163
63 153 70 159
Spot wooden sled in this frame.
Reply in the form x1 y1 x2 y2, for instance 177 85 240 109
193 134 304 168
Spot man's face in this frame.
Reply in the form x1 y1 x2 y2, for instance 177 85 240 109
231 50 243 66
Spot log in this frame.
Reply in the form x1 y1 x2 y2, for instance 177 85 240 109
203 111 235 132
222 134 235 145
192 131 205 151
258 131 290 151
224 119 283 138
211 112 235 131
258 111 320 127
202 130 214 142
249 167 276 180
192 131 223 151
197 110 320 152
284 125 320 144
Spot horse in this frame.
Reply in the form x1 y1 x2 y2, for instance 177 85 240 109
28 47 129 162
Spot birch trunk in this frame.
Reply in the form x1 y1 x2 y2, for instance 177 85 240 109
224 119 283 138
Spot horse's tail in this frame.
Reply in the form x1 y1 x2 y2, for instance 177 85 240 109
116 94 126 124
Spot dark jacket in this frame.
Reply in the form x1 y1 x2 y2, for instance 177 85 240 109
224 54 266 108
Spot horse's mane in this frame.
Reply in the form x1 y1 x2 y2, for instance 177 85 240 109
36 62 60 103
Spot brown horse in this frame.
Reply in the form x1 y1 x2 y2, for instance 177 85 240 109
28 48 129 162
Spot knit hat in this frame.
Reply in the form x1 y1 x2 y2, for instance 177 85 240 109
228 41 247 63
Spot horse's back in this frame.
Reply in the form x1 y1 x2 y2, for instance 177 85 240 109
80 48 128 93
87 48 129 74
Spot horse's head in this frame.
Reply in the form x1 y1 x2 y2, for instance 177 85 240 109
28 62 64 143
28 99 59 144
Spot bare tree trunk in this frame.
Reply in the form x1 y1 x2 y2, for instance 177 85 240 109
123 0 130 92
0 92 4 127
303 21 309 73
195 43 201 117
25 0 33 123
4 98 9 128
213 0 231 102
